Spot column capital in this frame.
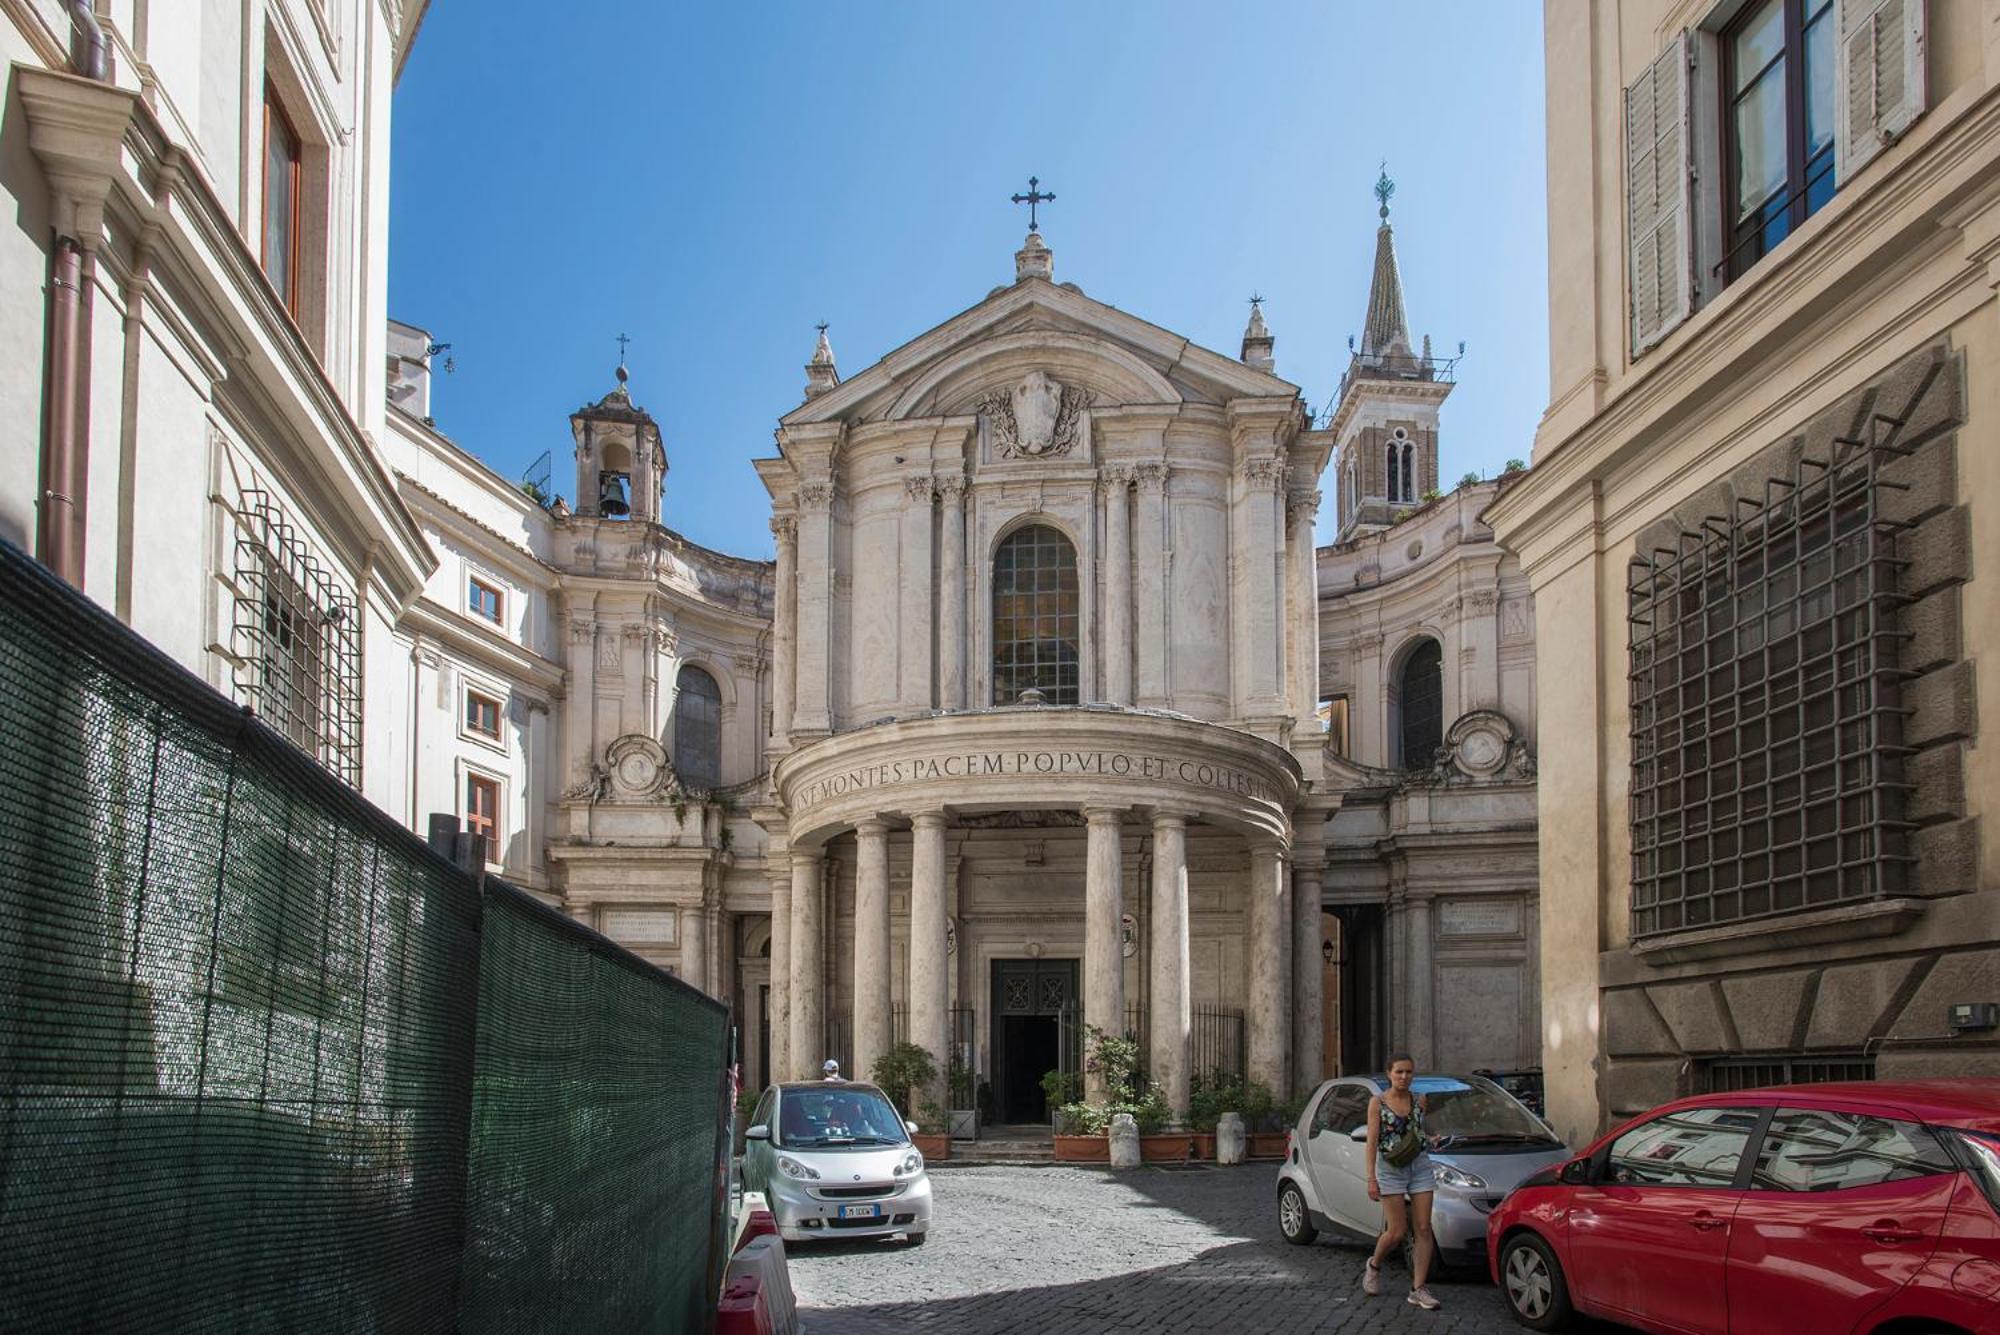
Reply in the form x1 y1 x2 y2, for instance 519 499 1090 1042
853 816 891 838
1132 461 1170 492
1081 804 1126 826
934 475 968 504
1149 809 1189 832
769 513 798 545
790 846 823 871
910 810 949 832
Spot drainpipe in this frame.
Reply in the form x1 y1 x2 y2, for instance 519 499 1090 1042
39 2 110 587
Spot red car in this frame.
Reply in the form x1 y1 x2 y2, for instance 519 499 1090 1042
1486 1080 2000 1333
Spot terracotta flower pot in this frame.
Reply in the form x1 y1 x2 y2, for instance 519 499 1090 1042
1052 1134 1110 1163
1245 1131 1289 1160
912 1132 951 1161
1139 1133 1205 1164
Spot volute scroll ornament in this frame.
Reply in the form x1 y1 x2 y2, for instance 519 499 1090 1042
977 370 1092 459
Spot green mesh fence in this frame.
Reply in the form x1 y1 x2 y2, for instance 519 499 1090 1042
0 542 729 1332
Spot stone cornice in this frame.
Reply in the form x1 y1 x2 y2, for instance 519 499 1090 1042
399 598 565 694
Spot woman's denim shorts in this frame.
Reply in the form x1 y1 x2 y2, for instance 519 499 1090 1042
1376 1153 1437 1196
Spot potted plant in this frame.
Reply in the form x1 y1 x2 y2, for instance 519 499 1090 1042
1132 1089 1200 1163
1242 1082 1292 1159
1052 1100 1109 1162
1184 1069 1246 1161
871 1041 950 1161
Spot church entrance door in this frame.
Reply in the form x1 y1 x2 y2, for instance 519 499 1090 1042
991 959 1078 1124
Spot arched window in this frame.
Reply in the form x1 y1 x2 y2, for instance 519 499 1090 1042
992 524 1079 705
673 664 723 789
1401 443 1415 502
1344 462 1356 520
1385 442 1400 501
1397 638 1443 768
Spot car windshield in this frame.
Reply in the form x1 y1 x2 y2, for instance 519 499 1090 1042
1411 1076 1558 1145
777 1087 909 1148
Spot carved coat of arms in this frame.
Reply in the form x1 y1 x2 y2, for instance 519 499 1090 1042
977 371 1090 458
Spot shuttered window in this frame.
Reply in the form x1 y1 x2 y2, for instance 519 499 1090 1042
1835 0 1926 182
1722 0 1839 283
1627 34 1694 356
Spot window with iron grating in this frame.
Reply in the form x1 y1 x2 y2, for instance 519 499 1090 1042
232 490 363 786
1696 1053 1875 1093
1627 436 1910 938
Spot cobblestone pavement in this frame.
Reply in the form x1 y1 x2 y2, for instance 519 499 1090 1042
788 1163 1634 1334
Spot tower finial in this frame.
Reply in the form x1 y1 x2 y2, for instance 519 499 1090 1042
614 331 631 385
1375 162 1395 221
805 322 839 399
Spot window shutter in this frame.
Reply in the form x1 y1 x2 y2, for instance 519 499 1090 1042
1627 33 1694 357
1836 0 1926 183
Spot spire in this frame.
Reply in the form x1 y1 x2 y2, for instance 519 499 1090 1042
1360 166 1412 358
804 322 839 400
1240 294 1274 373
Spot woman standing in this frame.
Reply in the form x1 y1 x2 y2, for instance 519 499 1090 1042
1361 1053 1441 1310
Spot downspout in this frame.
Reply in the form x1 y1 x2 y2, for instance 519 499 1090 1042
39 2 110 587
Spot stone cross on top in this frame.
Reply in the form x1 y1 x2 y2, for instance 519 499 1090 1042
1011 175 1055 233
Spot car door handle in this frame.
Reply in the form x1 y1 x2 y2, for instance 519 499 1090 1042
1861 1223 1924 1244
1688 1214 1727 1232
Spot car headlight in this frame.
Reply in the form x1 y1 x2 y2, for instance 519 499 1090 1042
777 1155 820 1181
1433 1163 1486 1190
895 1151 923 1176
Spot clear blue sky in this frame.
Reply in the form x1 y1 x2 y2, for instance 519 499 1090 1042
389 2 1547 555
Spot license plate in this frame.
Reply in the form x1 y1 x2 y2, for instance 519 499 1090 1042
839 1204 880 1220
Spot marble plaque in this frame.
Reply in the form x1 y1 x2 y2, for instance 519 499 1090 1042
602 907 678 944
1438 899 1521 937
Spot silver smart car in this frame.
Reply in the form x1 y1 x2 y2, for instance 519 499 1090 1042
740 1081 933 1245
1275 1072 1568 1271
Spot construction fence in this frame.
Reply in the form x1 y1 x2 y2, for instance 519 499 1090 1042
0 540 731 1333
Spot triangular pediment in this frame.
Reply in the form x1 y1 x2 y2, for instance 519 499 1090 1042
780 276 1299 429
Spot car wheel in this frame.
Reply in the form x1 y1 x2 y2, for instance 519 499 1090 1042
1499 1233 1573 1331
903 1229 928 1247
1278 1182 1318 1245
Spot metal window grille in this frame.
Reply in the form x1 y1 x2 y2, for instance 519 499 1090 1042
1190 1004 1247 1086
672 665 722 789
232 489 362 786
1398 639 1443 768
1697 1053 1876 1093
1627 430 1912 938
991 524 1079 705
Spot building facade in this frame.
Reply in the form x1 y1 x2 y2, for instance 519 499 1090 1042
1494 0 2000 1147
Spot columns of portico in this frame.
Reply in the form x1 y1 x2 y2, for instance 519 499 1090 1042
789 847 824 1079
793 483 833 735
852 819 892 1084
1407 891 1434 1068
1291 850 1326 1095
680 899 708 993
1101 469 1133 705
1246 840 1290 1096
937 478 967 710
770 515 797 746
768 865 792 1084
1083 806 1127 1100
908 813 951 1096
1232 453 1287 716
1148 811 1191 1119
900 479 937 714
1133 464 1170 707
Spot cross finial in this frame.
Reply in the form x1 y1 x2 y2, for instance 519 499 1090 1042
815 321 828 335
1249 292 1264 309
1011 175 1055 233
1374 163 1395 221
616 331 631 364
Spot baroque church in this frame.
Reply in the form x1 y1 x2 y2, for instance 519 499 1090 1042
380 179 1540 1119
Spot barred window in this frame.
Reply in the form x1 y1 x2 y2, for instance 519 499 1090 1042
1396 639 1443 768
465 773 500 863
233 490 362 786
672 665 722 790
992 524 1079 705
1697 1053 1875 1093
1628 440 1905 938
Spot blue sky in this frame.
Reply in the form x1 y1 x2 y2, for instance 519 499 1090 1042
389 3 1547 555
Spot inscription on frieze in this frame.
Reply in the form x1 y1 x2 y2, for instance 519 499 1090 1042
792 746 1283 812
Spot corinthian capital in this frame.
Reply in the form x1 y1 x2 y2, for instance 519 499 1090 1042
1287 489 1323 525
1132 462 1169 492
905 474 937 502
934 474 968 504
769 514 798 545
1099 463 1134 492
797 482 834 511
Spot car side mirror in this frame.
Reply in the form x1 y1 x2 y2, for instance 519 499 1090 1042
1558 1158 1590 1185
1348 1126 1369 1143
745 1124 770 1142
905 1120 919 1135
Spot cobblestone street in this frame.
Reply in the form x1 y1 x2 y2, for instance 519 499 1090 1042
789 1164 1625 1334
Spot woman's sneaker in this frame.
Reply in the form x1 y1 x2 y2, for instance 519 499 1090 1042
1407 1287 1441 1310
1362 1259 1382 1296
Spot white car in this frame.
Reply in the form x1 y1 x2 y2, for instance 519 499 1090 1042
1275 1072 1568 1272
741 1082 933 1246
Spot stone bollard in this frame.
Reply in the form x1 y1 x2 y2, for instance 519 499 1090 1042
1108 1113 1141 1169
1216 1112 1246 1165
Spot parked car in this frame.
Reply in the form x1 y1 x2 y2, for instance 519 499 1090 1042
1487 1080 2000 1333
1277 1072 1570 1270
740 1081 933 1246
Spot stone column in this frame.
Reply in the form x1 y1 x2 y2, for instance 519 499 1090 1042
793 484 834 734
789 847 823 1079
769 515 797 745
1291 854 1325 1094
1101 468 1133 705
853 819 892 1083
566 616 597 781
908 812 950 1095
681 900 708 994
1246 841 1291 1096
1148 812 1191 1119
900 479 936 713
1083 806 1127 1100
1133 464 1169 707
1286 491 1322 726
936 477 967 709
1407 891 1434 1068
768 867 792 1085
1232 455 1286 715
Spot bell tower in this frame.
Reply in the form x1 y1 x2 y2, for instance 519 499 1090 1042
1329 170 1454 543
570 360 665 522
